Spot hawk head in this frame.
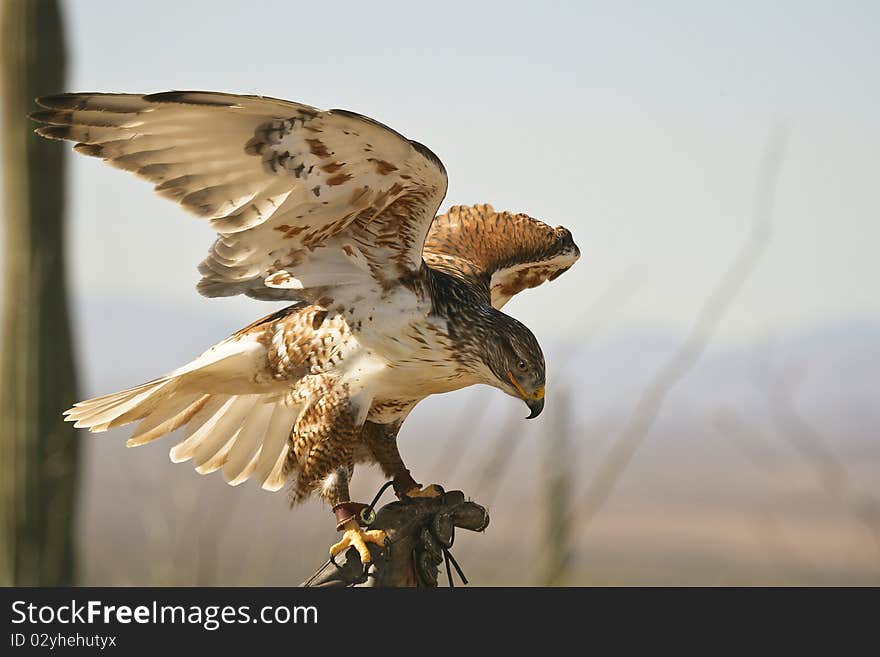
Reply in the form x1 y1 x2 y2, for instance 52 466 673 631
480 312 546 418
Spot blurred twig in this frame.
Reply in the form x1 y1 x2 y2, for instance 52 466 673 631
235 502 282 585
713 409 783 477
191 478 244 585
467 409 526 507
713 408 818 582
439 269 645 502
755 354 880 564
572 124 789 532
430 269 643 486
538 388 574 585
427 392 493 483
554 267 645 380
105 446 199 585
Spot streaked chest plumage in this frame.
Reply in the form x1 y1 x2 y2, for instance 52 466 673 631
262 283 474 424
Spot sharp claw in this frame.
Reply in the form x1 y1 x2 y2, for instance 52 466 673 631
329 535 350 559
329 525 387 564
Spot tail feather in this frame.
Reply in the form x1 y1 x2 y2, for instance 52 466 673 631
194 434 239 475
169 396 235 463
222 401 275 485
253 404 298 491
232 449 264 488
65 378 173 430
65 377 165 413
65 331 301 491
105 381 183 430
192 395 257 471
126 393 209 447
262 443 291 492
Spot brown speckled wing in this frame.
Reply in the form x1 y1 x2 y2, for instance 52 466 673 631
423 204 580 308
31 91 447 301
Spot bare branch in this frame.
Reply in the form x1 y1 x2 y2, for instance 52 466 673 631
573 124 789 531
756 355 880 564
429 269 643 486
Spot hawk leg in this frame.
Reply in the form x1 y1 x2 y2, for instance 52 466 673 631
362 420 444 501
326 480 387 565
290 380 386 563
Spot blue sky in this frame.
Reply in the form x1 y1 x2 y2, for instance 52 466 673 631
25 0 880 342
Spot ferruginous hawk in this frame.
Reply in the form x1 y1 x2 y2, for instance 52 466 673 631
31 91 580 563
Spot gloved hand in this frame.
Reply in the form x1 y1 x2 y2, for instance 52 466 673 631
301 490 489 587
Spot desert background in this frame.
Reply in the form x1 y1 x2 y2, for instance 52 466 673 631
2 0 878 586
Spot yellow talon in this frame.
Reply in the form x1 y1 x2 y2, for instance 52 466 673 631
329 520 387 564
405 484 444 499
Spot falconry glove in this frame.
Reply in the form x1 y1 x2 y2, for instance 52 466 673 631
302 490 489 587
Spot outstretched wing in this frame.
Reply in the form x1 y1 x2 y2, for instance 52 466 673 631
423 204 580 308
31 91 447 301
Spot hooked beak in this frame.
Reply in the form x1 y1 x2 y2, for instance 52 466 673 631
507 370 545 419
525 396 545 419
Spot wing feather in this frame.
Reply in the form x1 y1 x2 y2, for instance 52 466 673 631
31 91 448 303
423 204 580 308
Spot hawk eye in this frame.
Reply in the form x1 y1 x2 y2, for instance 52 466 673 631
516 360 527 371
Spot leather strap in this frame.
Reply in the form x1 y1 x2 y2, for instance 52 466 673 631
332 501 369 531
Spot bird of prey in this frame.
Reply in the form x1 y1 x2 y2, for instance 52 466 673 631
32 91 580 563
